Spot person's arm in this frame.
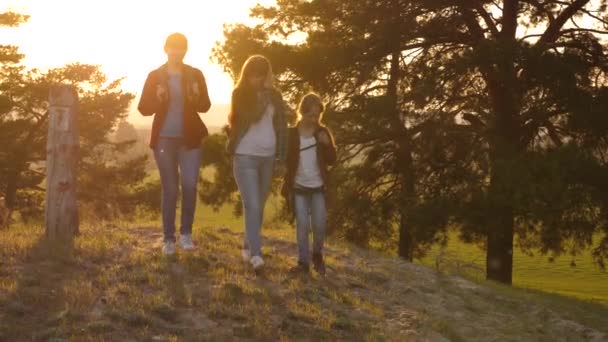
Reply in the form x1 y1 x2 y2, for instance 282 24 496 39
275 91 290 164
318 127 337 165
194 69 211 113
228 88 241 129
281 96 297 125
137 71 160 116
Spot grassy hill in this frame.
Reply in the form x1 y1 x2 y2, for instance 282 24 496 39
416 233 608 305
0 211 606 340
124 124 608 308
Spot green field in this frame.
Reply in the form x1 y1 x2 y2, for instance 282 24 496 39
147 193 608 306
415 234 608 305
99 164 608 306
133 142 608 305
1 198 607 340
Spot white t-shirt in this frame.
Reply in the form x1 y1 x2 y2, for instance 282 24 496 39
235 103 276 157
295 135 324 188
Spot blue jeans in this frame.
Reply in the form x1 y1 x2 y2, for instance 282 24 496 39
153 137 202 242
294 190 327 263
233 154 275 257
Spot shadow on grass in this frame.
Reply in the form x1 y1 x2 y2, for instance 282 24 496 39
0 234 94 340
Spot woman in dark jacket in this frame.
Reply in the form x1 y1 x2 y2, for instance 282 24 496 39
282 93 336 275
137 33 211 256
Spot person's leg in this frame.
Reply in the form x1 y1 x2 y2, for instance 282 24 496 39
257 156 275 223
311 192 327 256
153 138 179 243
294 192 312 265
311 191 327 275
179 144 202 238
233 155 264 257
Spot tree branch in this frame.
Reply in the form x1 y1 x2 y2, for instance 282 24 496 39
501 0 520 40
522 0 555 23
560 27 608 35
546 123 564 147
459 7 487 43
579 7 608 26
473 3 500 37
539 0 591 44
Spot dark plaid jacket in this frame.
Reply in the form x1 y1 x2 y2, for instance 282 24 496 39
137 63 211 149
226 87 290 163
282 124 337 192
280 124 337 218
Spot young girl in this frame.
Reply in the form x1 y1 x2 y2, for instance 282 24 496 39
138 33 211 255
282 93 336 275
227 55 290 270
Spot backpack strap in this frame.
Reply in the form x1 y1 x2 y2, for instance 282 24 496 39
299 143 317 152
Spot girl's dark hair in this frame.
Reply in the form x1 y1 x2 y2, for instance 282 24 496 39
298 93 325 115
165 33 188 50
297 93 325 122
235 55 272 89
229 55 274 127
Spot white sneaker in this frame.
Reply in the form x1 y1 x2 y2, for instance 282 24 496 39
179 235 196 251
250 256 265 269
241 249 251 262
163 241 176 256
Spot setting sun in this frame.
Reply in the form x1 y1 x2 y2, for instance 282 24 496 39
1 0 274 127
2 1 608 340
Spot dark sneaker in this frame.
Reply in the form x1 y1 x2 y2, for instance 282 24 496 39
162 241 176 256
312 253 326 276
289 261 310 274
250 255 265 270
179 234 196 251
241 249 252 262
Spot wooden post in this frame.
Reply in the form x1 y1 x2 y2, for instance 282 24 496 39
0 196 8 228
45 84 79 241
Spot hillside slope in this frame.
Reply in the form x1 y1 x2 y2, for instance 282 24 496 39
0 224 606 341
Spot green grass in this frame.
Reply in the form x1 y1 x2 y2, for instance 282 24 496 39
1 194 607 340
143 166 608 306
199 193 608 305
0 213 607 340
0 221 389 340
415 232 608 305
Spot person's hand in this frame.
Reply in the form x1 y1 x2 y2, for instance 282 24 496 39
156 85 168 102
283 102 297 124
317 131 331 145
274 162 286 177
190 82 200 104
280 182 289 197
191 82 200 97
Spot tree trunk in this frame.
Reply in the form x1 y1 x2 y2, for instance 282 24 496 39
486 146 516 284
485 138 517 285
45 85 79 241
398 137 416 261
483 57 520 285
485 197 514 284
398 209 414 261
387 49 416 261
2 171 18 228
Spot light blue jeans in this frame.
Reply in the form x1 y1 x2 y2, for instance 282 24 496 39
233 154 275 257
294 190 327 263
153 137 202 242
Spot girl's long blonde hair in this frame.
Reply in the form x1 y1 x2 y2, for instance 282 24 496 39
235 55 274 90
297 93 325 123
229 55 275 127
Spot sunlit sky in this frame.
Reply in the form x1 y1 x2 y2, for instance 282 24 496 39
1 0 275 127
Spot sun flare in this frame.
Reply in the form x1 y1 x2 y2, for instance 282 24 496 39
1 0 273 126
